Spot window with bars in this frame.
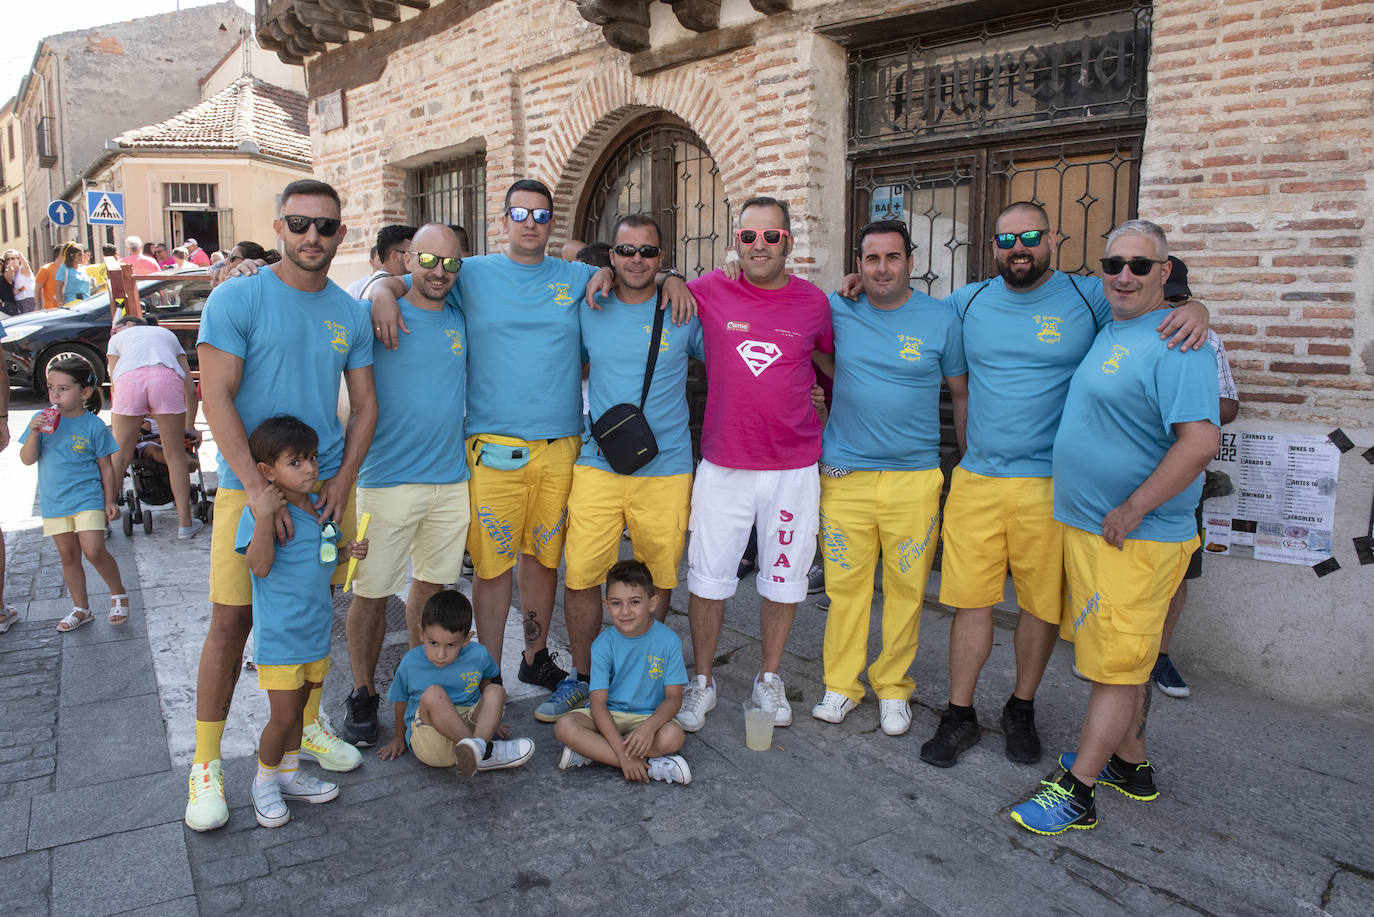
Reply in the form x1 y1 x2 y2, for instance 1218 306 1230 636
165 183 217 209
406 153 487 255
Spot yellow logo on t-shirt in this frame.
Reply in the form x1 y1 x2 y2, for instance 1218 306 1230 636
444 329 464 356
643 324 670 352
1102 344 1130 375
324 321 349 353
69 434 91 454
897 335 923 361
647 654 665 680
1034 314 1062 344
548 283 573 307
463 670 482 691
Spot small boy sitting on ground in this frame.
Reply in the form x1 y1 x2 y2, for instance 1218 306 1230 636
239 415 368 828
554 559 691 784
378 589 535 775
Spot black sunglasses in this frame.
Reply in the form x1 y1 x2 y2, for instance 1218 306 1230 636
993 230 1046 249
282 215 342 237
1100 256 1166 277
414 251 461 273
507 207 552 224
612 244 662 259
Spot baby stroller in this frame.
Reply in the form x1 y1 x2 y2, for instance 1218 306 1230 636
122 428 215 535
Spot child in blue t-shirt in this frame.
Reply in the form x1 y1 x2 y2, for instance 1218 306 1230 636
379 590 535 775
18 359 128 632
235 415 368 829
554 560 691 784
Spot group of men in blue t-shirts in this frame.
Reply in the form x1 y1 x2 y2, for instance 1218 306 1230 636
179 174 1221 839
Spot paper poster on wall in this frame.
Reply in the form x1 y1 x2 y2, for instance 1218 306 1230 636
1201 431 1339 565
870 186 904 222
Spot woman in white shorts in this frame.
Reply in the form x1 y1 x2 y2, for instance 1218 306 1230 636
107 315 202 537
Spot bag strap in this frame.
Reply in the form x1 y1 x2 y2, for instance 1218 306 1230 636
1064 274 1102 333
639 289 666 411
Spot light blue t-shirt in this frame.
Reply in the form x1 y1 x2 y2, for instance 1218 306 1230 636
1052 309 1220 542
578 294 704 476
589 620 688 715
20 411 117 518
947 271 1111 478
198 269 373 490
420 254 595 440
822 291 967 471
358 296 469 488
235 503 335 665
56 265 91 301
386 642 500 745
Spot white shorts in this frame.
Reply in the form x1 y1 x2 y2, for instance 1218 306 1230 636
687 460 820 604
352 481 471 598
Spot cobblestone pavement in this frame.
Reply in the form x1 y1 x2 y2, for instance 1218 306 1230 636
1 395 1372 915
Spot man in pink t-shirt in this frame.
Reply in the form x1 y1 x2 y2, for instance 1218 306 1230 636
678 196 833 733
119 236 160 275
186 238 212 267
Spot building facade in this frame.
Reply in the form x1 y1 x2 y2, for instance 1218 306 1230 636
258 0 1374 713
14 1 251 261
0 97 26 255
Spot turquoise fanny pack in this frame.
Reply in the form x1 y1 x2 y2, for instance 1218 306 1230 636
477 441 531 471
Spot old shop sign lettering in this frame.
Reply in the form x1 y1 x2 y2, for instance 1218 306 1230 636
856 14 1147 143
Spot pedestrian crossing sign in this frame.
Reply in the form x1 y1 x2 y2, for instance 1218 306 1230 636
86 190 125 225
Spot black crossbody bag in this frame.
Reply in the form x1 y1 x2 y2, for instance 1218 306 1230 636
590 293 665 474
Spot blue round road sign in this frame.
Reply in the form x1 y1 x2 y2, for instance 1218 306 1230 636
48 200 76 226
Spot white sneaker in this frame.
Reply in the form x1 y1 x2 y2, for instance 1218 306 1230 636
677 675 717 732
252 778 290 828
811 690 858 724
301 716 363 772
879 698 913 736
455 737 484 776
558 746 591 770
476 737 535 771
647 754 692 785
753 672 792 727
184 760 228 832
278 771 339 804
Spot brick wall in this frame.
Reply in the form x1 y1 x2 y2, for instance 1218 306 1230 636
1143 0 1374 425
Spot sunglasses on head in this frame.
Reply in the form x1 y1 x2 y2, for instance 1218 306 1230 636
1100 256 1166 277
612 243 661 259
736 228 790 245
414 251 461 272
993 230 1046 249
282 215 341 237
507 207 552 224
319 521 340 565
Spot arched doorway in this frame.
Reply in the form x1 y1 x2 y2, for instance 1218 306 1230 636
578 113 730 277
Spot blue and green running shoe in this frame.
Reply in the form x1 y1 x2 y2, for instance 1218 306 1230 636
1010 775 1097 835
1059 752 1159 801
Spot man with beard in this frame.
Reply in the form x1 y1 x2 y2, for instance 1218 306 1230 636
919 202 1207 770
186 179 377 831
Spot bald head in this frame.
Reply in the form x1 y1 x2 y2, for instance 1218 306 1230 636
410 223 461 259
407 223 462 307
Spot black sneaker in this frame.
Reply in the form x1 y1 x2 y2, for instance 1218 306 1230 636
339 685 380 747
919 709 981 768
1001 698 1042 764
1059 752 1159 801
518 647 569 692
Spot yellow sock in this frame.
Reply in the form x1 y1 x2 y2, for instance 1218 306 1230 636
193 719 227 764
278 749 300 784
304 686 322 726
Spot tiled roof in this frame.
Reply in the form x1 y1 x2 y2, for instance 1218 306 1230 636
113 77 310 164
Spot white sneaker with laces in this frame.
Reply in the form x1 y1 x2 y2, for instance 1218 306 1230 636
879 698 913 736
811 690 858 724
476 737 535 771
647 754 692 785
558 746 591 770
676 675 717 732
753 672 792 727
278 771 339 804
185 760 228 832
301 716 363 772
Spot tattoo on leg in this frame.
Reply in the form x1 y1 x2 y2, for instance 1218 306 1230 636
1135 683 1151 740
220 659 243 719
524 611 542 644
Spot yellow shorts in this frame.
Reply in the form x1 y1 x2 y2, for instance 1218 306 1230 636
465 434 578 578
43 509 107 536
353 481 471 598
1062 526 1197 684
568 707 652 733
257 656 330 691
937 467 1064 623
564 466 691 591
209 483 358 606
409 708 480 767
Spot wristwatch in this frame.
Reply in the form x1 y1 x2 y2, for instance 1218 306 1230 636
662 268 686 281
